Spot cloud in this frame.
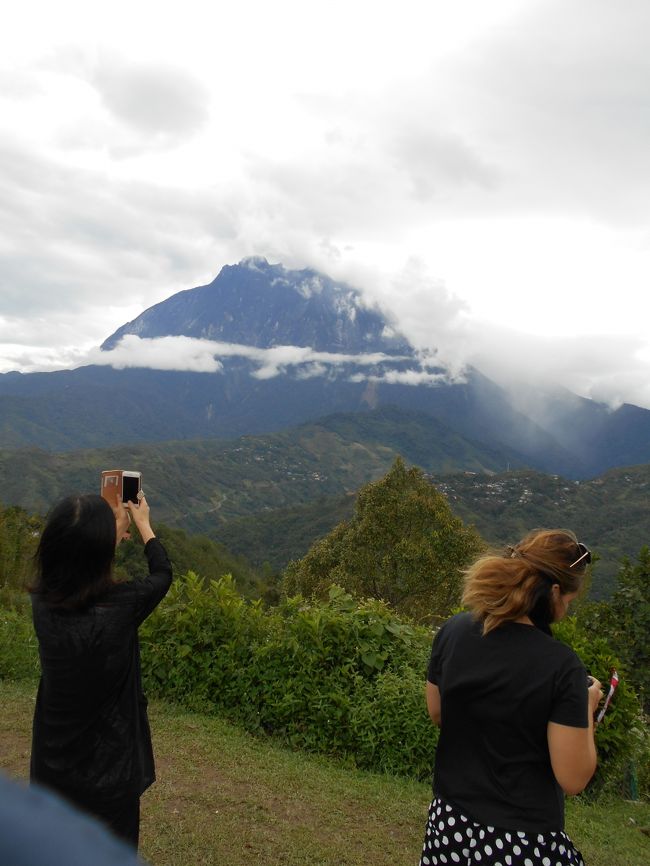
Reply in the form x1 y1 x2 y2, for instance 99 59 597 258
389 125 499 203
343 258 473 377
349 369 461 387
458 324 650 411
91 57 210 140
85 334 467 388
442 0 650 225
0 139 238 327
85 334 413 378
87 335 223 373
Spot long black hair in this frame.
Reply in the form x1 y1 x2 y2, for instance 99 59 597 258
31 494 117 608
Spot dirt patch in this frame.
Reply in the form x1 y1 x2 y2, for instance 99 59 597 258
0 726 31 779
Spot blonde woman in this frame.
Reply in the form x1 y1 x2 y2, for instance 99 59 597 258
419 529 603 866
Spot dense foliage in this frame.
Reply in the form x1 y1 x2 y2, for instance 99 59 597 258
553 617 647 796
0 606 39 679
0 504 43 607
577 547 650 713
115 523 260 597
140 575 439 778
1 565 646 794
3 416 650 599
284 459 484 621
135 573 644 791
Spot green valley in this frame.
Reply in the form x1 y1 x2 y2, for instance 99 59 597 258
1 407 649 597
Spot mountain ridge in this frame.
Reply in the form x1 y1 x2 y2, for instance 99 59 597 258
1 257 649 479
102 257 412 355
1 406 647 598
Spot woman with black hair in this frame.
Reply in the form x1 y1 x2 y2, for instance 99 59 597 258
419 529 603 866
29 492 172 849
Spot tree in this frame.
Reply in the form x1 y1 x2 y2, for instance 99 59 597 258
0 504 43 601
283 458 484 621
577 546 650 713
607 547 650 711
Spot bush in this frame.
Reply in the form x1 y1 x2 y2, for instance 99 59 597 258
140 573 643 786
0 606 39 680
1 570 643 792
349 666 438 777
140 575 437 778
553 616 649 798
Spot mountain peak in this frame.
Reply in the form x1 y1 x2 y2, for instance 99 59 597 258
101 259 412 355
239 255 271 270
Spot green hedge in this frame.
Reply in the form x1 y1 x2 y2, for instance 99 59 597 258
1 574 646 793
138 572 645 786
0 606 39 680
553 617 648 797
139 574 439 778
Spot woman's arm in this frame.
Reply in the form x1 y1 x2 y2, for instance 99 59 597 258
125 495 155 545
547 677 602 795
124 496 173 624
426 681 442 725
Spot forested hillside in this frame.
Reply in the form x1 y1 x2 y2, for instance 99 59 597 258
0 504 260 603
0 407 518 524
215 466 650 598
2 408 649 597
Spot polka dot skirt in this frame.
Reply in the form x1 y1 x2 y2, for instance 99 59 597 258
419 798 585 866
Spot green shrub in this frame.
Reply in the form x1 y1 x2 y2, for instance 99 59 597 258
349 666 438 777
141 575 436 777
0 606 39 680
554 616 648 798
2 570 643 792
141 574 644 787
137 571 267 710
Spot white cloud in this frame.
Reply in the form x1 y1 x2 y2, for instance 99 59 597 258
86 335 224 373
83 334 413 378
349 369 461 387
456 324 650 411
92 58 210 140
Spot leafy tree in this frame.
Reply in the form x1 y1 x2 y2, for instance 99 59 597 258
607 548 650 712
115 523 261 597
0 504 43 605
283 458 484 621
578 547 650 713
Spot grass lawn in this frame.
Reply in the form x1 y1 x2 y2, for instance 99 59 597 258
1 679 648 866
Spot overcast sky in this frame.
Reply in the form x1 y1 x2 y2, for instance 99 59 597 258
2 0 650 408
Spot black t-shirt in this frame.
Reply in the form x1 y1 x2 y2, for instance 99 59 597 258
427 612 588 832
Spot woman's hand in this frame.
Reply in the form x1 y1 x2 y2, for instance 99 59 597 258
588 676 604 716
125 494 156 545
548 675 603 796
113 497 132 545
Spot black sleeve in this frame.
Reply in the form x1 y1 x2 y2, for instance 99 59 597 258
133 538 173 626
549 652 589 728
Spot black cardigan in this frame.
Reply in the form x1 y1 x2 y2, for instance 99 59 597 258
30 538 172 800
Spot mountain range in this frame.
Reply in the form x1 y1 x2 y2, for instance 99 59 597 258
1 256 650 479
1 406 647 598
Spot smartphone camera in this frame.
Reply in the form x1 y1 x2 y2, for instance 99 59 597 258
122 472 142 503
101 470 142 504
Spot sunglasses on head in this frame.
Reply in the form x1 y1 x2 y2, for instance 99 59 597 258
569 542 592 569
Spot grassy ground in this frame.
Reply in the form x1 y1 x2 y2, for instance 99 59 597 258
1 679 648 866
